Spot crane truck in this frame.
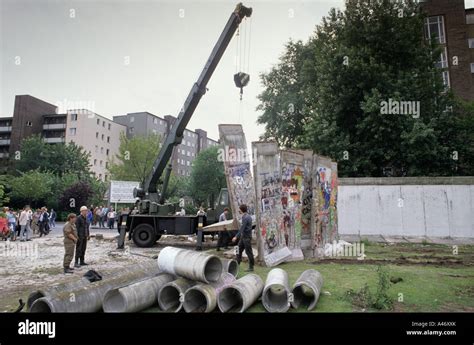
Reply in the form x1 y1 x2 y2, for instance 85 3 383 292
117 3 252 249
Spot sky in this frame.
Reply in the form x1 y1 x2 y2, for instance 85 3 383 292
0 0 345 144
1 0 473 145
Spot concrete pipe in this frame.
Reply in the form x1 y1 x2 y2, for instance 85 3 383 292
29 262 161 313
221 259 239 277
182 272 235 313
157 246 223 283
103 273 175 313
26 263 156 310
262 268 291 313
291 269 323 311
157 278 195 312
217 274 264 313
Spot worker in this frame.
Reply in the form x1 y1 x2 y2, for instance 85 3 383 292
63 213 78 274
232 204 254 272
75 206 90 268
216 207 230 251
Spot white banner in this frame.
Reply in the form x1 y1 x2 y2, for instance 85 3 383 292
109 180 140 203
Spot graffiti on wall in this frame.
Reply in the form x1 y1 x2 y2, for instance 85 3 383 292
300 153 313 238
219 125 256 227
281 151 305 261
313 160 338 249
253 142 292 266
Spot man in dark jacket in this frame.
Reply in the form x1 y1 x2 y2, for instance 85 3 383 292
232 204 254 272
75 206 90 267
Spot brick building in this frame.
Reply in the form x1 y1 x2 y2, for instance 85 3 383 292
421 0 474 101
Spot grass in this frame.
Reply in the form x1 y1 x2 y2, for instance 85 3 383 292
213 242 474 312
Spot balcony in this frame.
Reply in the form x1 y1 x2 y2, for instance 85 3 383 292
0 126 12 132
43 137 65 144
0 152 9 158
43 123 66 130
0 139 11 146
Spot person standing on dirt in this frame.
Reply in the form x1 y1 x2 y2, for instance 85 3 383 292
19 206 31 242
63 213 78 274
75 206 90 267
232 204 254 272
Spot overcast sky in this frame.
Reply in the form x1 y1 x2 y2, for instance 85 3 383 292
1 0 473 145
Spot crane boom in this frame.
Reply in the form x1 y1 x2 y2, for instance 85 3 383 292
136 3 252 204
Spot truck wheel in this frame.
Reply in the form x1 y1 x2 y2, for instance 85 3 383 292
132 224 156 248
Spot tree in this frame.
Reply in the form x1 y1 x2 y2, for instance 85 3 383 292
0 175 9 207
14 135 91 177
8 170 56 208
58 181 95 214
257 0 471 177
108 133 162 186
188 146 226 206
256 40 311 148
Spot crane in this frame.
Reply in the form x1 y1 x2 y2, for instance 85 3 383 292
118 3 252 248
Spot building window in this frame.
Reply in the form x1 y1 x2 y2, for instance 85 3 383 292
96 132 99 138
107 136 110 143
435 47 448 69
69 128 76 136
424 16 445 44
101 147 104 154
177 149 180 154
108 123 111 130
467 14 474 25
102 121 105 127
104 174 108 181
101 134 104 140
471 63 474 73
106 149 109 156
70 114 78 121
153 118 158 124
105 162 108 168
442 70 450 88
469 38 474 49
99 174 102 179
100 160 103 167
186 161 190 166
97 119 100 125
94 159 97 166
130 127 134 134
95 145 98 153
130 116 135 123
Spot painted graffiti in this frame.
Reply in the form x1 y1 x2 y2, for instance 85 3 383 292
281 161 304 252
314 164 338 248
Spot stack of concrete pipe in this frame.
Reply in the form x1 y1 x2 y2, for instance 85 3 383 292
27 246 323 313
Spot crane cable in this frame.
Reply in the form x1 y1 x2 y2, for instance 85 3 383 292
235 17 252 121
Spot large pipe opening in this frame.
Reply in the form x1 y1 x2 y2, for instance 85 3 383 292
263 284 288 312
29 298 53 313
158 285 182 312
204 257 222 282
27 291 45 310
103 290 126 313
292 284 316 310
218 287 243 313
226 261 239 277
183 289 208 313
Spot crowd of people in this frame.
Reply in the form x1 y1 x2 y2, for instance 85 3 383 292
0 206 56 241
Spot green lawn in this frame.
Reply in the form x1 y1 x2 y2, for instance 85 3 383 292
214 242 474 312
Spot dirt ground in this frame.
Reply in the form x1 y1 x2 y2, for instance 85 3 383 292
0 232 215 312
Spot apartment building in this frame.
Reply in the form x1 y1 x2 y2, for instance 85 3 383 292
421 0 474 100
0 95 126 181
113 112 219 177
